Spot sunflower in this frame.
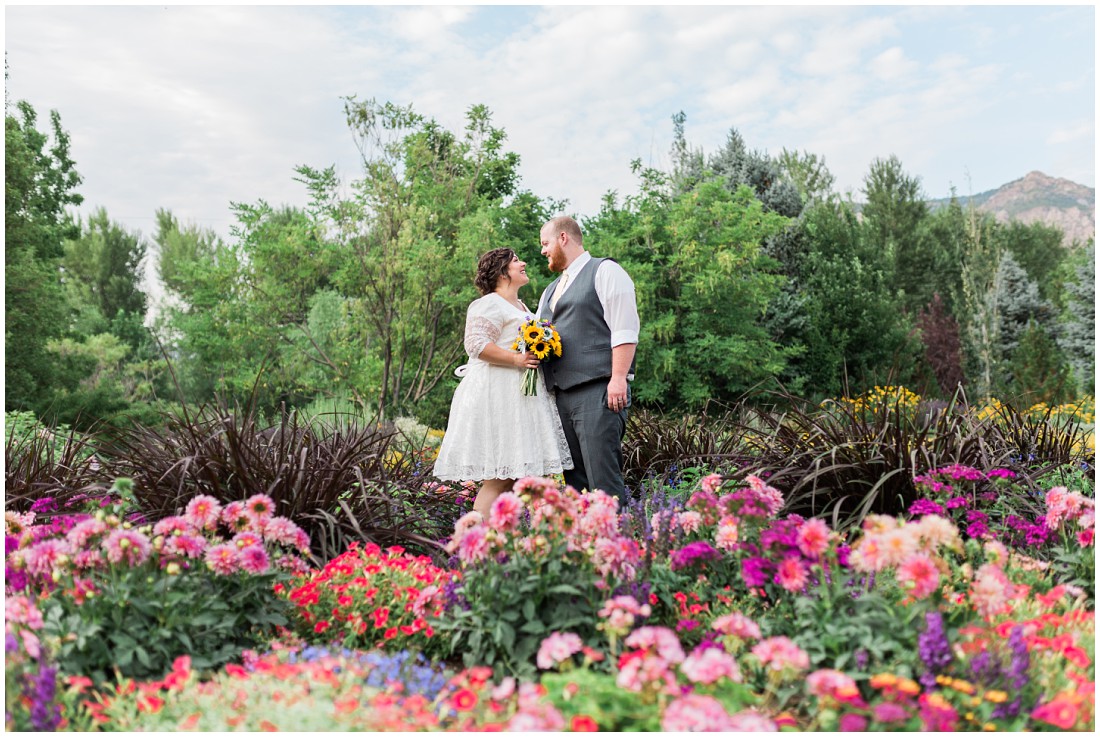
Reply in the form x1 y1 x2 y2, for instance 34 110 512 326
511 339 520 351
552 340 562 357
524 325 543 342
532 342 550 359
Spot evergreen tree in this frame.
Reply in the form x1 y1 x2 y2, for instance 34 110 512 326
1057 241 1095 396
1008 321 1072 405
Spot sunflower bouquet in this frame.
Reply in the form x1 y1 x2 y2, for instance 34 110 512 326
511 317 562 396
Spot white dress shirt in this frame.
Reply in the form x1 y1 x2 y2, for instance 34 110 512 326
537 251 640 348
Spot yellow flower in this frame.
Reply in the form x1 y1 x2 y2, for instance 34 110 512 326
532 342 550 359
984 690 1008 704
524 325 543 342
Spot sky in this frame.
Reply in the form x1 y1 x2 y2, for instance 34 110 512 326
4 3 1096 248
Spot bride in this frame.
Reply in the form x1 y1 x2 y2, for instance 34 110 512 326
433 248 573 518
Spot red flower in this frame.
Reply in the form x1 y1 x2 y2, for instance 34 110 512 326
373 607 390 628
181 713 201 730
571 714 599 731
259 719 279 731
452 688 479 711
225 663 250 680
384 627 398 639
137 695 165 714
314 620 330 634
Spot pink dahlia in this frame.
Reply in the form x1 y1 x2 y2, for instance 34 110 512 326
102 529 151 566
165 533 206 559
897 554 940 599
775 556 809 593
712 612 761 640
205 543 239 575
66 518 108 549
796 518 831 558
489 492 524 531
152 515 193 537
238 544 270 574
184 495 223 531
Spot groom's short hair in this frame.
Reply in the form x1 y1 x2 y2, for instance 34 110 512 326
546 216 583 245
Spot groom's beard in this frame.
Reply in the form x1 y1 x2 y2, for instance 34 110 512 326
546 245 567 273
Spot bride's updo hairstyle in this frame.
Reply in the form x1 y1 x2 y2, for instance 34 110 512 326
475 248 516 295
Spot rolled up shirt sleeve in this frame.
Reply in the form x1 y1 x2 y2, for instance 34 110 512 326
595 261 640 347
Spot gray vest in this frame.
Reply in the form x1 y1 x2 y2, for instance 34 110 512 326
540 257 633 391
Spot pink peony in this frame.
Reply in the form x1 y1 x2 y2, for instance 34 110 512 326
102 529 151 566
796 518 831 558
205 543 239 575
184 495 223 531
896 554 941 599
680 646 741 684
536 631 583 670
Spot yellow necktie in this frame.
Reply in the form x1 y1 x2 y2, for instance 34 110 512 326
550 272 570 310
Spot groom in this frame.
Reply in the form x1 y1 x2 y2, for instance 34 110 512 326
537 216 639 503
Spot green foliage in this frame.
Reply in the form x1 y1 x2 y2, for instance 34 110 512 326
1008 322 1072 406
42 563 290 683
586 172 793 408
436 546 605 680
792 199 918 397
1057 242 1095 396
5 99 83 411
5 411 105 511
541 668 663 731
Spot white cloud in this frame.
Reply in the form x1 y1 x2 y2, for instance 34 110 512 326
1047 122 1094 146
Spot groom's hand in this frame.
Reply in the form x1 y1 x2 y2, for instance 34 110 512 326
607 376 629 411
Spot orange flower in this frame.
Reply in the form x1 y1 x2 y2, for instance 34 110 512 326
452 688 479 712
259 719 279 731
570 714 599 731
180 713 201 730
870 673 898 690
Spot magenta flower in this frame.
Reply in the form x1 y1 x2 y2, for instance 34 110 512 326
680 646 741 684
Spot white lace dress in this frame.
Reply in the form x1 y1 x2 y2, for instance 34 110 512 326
433 293 574 482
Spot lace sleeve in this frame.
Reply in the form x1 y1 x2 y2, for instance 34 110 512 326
464 315 501 359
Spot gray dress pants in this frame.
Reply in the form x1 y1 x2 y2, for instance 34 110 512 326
553 379 629 503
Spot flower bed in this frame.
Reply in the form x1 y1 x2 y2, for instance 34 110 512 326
5 467 1094 731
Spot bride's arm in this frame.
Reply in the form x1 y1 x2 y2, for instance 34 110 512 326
463 312 539 370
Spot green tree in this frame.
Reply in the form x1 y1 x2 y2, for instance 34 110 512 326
860 155 933 314
1007 321 1072 406
1057 241 1095 396
777 148 835 207
995 220 1070 307
5 99 83 411
62 208 148 346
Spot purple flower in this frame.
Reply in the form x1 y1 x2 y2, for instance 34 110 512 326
670 541 721 571
741 556 770 588
836 545 852 568
987 469 1017 480
6 535 19 556
966 521 990 538
28 663 61 730
917 611 953 690
945 496 970 510
908 499 946 517
29 498 58 515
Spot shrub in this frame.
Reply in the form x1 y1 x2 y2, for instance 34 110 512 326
5 411 109 513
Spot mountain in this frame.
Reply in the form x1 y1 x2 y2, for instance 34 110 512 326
927 171 1095 246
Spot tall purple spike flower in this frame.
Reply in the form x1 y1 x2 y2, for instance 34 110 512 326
917 611 953 690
